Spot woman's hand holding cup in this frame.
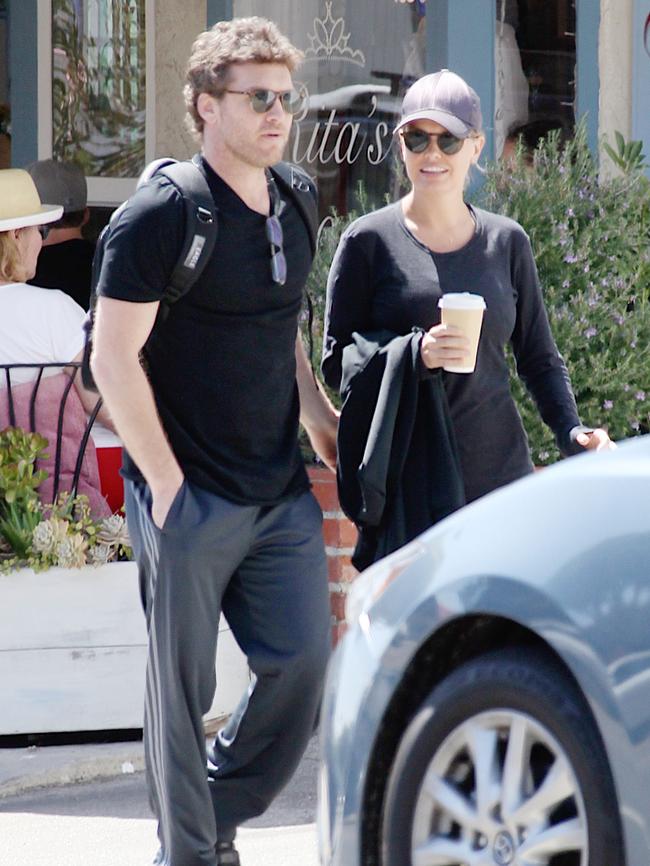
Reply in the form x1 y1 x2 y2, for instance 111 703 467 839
420 324 471 370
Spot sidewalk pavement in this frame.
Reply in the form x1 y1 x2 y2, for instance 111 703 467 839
0 738 145 800
0 738 322 866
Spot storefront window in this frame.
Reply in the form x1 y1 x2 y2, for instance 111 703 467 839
52 0 148 178
495 0 576 158
233 0 425 218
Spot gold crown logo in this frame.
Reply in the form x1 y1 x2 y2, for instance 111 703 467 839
304 2 366 67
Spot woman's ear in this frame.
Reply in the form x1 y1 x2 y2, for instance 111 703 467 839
396 132 407 163
471 134 486 164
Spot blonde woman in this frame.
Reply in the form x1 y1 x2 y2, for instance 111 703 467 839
0 168 112 513
322 70 613 568
0 168 87 383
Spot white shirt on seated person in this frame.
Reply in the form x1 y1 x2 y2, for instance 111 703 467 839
0 281 119 445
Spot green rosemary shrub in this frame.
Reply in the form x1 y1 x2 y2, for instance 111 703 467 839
478 124 650 463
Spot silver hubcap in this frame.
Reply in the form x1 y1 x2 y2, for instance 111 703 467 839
410 710 588 866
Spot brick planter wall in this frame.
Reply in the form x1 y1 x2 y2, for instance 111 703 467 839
307 466 358 646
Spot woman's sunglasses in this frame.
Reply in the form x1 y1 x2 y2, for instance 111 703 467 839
37 225 51 240
401 129 466 156
224 88 305 116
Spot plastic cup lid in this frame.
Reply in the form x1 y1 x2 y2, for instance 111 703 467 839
438 292 486 310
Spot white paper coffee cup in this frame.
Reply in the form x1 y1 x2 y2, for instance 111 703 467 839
438 292 486 373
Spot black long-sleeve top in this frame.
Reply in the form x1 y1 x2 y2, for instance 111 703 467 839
322 202 584 503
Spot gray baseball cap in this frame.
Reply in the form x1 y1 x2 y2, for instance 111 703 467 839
395 69 483 138
26 158 87 213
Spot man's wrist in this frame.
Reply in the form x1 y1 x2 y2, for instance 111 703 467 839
149 467 184 500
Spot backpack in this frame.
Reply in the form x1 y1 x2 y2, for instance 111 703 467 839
81 154 318 391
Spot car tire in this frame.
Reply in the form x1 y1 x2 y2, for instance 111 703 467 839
380 648 624 866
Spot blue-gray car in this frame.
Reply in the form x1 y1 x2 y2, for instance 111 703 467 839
318 434 650 866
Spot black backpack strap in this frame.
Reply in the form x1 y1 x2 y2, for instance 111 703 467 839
157 155 218 309
270 162 318 256
81 156 218 390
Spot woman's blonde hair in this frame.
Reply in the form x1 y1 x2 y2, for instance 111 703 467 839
0 230 25 284
183 17 303 139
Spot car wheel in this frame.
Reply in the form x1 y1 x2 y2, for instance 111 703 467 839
380 648 623 866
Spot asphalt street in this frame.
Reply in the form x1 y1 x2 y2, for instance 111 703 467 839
0 736 321 866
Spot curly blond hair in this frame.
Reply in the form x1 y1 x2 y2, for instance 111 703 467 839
0 230 25 283
184 17 303 139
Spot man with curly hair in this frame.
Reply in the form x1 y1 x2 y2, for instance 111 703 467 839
91 18 337 866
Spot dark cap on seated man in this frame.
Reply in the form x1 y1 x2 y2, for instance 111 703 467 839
26 158 95 310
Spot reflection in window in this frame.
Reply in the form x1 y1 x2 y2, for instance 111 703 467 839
232 0 425 218
496 0 576 159
52 0 147 178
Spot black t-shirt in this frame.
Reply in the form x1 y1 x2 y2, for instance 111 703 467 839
96 157 313 505
29 238 95 310
322 202 582 503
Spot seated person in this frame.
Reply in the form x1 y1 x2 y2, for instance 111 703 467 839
26 158 95 310
0 168 114 514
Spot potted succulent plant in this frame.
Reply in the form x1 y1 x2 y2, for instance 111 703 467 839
0 427 248 735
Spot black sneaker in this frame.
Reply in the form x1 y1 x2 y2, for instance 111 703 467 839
215 841 240 866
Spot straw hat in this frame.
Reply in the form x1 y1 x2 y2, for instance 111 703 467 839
0 168 64 232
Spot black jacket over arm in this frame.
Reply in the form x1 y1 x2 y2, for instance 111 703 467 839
337 330 464 570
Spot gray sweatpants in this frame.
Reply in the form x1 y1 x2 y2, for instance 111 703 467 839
124 478 331 866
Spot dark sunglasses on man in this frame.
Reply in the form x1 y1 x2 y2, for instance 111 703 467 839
224 87 305 116
401 128 467 156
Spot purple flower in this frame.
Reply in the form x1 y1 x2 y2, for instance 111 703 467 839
567 208 575 217
631 341 637 348
635 391 646 401
562 280 570 289
603 400 613 410
623 384 631 392
584 327 597 338
564 253 578 264
583 263 590 273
